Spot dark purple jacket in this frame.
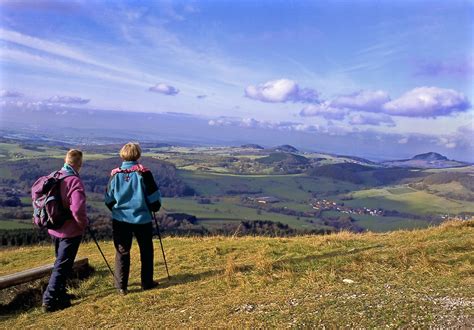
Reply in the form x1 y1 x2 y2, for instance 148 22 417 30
48 165 88 238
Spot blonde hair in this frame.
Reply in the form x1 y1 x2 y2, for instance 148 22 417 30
65 149 83 168
120 142 142 161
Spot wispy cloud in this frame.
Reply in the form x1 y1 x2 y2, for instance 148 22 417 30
413 57 474 78
0 28 101 67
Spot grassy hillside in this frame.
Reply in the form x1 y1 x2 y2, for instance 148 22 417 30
1 220 473 327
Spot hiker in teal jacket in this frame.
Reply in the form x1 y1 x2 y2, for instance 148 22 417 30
105 142 161 295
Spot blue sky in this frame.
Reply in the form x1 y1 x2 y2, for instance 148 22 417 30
0 0 473 159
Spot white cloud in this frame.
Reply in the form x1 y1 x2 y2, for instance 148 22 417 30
48 95 90 104
299 102 347 120
398 137 409 144
149 83 180 95
382 87 470 118
244 79 319 103
0 89 22 97
441 124 474 149
208 116 320 133
331 90 390 112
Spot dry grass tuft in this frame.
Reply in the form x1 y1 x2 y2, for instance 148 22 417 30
225 254 236 284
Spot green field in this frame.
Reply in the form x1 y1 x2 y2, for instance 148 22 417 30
178 170 357 201
0 220 33 230
345 188 474 215
162 197 317 230
351 215 436 232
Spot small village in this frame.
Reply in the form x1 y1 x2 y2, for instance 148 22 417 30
310 198 384 217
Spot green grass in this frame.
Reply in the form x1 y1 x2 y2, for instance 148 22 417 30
387 187 417 195
1 221 472 327
0 220 33 230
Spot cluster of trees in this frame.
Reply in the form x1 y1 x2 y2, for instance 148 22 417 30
1 215 337 247
0 156 195 197
214 220 331 236
0 229 50 247
0 196 22 208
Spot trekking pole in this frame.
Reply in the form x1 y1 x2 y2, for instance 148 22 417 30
152 212 171 280
87 226 115 280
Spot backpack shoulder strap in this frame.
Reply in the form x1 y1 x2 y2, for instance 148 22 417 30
110 164 150 177
56 171 78 180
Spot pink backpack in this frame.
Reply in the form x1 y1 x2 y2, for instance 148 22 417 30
31 171 76 229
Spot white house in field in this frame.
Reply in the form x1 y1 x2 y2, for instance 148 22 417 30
255 196 280 204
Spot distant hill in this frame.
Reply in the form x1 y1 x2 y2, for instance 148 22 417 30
308 163 426 185
337 155 379 166
307 163 374 184
383 152 468 169
257 152 309 166
412 152 448 161
240 144 264 150
271 145 299 153
410 171 474 201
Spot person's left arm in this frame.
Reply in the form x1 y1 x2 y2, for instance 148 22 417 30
142 171 162 212
104 175 117 211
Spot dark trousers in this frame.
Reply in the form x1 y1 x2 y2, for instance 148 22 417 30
112 220 154 290
43 235 82 306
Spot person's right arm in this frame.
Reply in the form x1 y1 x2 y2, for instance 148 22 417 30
104 176 117 211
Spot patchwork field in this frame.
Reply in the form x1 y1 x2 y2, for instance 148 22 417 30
0 141 472 236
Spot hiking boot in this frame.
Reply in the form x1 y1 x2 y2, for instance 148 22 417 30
65 292 77 300
142 281 159 291
117 288 128 296
42 299 71 313
42 303 55 313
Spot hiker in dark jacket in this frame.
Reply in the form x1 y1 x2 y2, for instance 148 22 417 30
105 142 162 295
42 149 88 312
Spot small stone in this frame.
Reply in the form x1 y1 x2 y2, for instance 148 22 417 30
343 279 355 284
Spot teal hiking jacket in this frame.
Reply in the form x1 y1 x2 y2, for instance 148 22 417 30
104 161 162 224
